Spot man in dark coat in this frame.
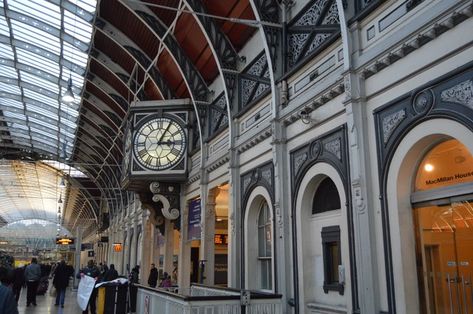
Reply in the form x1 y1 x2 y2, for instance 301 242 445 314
147 263 158 288
53 261 72 308
12 267 24 303
103 264 118 282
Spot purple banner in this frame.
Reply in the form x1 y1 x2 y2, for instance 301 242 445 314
188 199 201 240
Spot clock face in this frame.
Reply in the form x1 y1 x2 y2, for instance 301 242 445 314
133 117 186 170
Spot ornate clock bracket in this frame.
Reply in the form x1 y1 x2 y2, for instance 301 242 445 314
149 182 180 221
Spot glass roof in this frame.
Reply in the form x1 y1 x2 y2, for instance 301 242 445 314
0 0 97 159
0 159 65 223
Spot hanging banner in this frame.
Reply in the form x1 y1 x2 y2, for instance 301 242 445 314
188 198 201 241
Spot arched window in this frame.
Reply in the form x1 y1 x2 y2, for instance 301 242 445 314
312 177 341 214
257 201 272 290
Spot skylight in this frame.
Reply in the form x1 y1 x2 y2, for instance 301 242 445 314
0 0 97 159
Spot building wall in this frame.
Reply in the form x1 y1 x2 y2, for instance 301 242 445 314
104 1 473 313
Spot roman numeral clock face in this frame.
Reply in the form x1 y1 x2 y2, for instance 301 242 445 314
133 117 186 171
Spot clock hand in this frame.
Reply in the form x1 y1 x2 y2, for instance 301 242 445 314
157 123 172 143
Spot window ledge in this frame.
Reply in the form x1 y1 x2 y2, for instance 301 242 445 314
323 282 344 295
306 302 347 313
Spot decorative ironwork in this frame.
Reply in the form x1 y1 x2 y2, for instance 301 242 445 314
239 52 271 110
208 93 229 137
136 10 210 102
253 0 281 73
185 0 238 70
287 0 340 69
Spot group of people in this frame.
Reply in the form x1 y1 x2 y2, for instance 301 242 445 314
147 263 174 288
0 257 63 314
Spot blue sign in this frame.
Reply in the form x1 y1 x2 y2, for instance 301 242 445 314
188 199 201 240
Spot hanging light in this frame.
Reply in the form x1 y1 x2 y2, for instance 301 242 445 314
58 193 63 204
59 176 66 188
61 76 75 103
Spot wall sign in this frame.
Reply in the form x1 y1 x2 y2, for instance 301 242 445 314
56 237 74 245
214 234 228 246
188 199 201 241
113 243 122 252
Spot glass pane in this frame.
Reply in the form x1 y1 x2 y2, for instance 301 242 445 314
260 260 268 290
415 201 473 313
329 242 340 283
258 225 265 257
416 139 473 191
265 225 272 257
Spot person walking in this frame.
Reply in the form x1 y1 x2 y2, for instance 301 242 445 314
77 260 100 314
103 264 118 282
11 266 24 304
147 264 158 288
53 261 72 308
24 258 41 307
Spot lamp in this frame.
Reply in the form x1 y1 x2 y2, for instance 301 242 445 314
59 177 66 188
299 109 313 125
61 76 75 103
58 193 63 204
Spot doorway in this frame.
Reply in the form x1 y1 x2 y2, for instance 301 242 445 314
412 139 473 313
415 201 473 313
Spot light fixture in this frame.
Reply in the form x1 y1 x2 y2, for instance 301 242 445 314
424 163 434 172
299 109 313 125
59 177 65 188
61 76 75 103
58 193 63 204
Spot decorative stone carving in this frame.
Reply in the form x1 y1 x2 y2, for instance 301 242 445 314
441 80 473 108
152 194 179 220
149 182 160 194
344 75 352 100
294 152 308 174
310 140 322 159
412 89 434 115
229 212 235 235
352 186 366 213
324 138 341 160
242 175 253 194
382 109 406 143
261 168 272 186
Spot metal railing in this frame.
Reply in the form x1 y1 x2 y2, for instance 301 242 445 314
135 283 283 314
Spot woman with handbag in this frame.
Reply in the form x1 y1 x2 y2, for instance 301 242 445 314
52 261 73 308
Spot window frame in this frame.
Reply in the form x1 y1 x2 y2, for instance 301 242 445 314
321 225 344 295
257 201 272 291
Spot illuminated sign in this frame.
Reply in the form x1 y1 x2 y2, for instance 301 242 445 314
113 243 122 252
56 238 74 245
214 234 228 245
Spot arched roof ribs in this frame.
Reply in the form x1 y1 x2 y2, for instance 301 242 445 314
122 1 210 102
94 18 174 100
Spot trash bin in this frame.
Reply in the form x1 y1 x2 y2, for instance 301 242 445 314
95 282 129 314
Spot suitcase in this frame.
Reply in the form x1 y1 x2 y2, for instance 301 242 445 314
36 277 49 295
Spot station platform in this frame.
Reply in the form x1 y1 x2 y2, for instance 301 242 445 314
17 287 82 314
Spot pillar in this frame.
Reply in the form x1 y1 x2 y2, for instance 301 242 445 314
178 196 191 289
163 218 174 275
200 189 216 285
73 227 82 289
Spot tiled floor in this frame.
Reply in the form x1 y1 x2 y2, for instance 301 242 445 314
17 285 84 314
